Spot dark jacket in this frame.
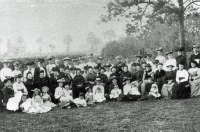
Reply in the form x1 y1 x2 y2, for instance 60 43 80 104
2 86 14 104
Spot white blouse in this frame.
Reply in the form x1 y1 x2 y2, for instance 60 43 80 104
13 82 28 95
176 69 189 83
0 67 13 82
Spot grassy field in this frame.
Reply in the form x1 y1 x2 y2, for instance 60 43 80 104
1 98 200 132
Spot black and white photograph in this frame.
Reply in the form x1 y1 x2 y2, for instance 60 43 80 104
1 0 200 131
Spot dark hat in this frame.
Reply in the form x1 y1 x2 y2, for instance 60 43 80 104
62 57 71 61
104 64 112 68
158 63 163 66
47 56 54 60
72 59 79 62
179 61 185 66
155 47 163 51
13 61 20 66
131 62 137 66
32 88 40 92
145 64 151 67
59 64 65 69
94 66 99 69
84 65 89 70
141 62 147 65
3 77 13 83
79 57 85 60
135 54 142 58
176 47 184 52
165 51 173 55
99 67 105 71
69 67 76 71
110 76 117 81
144 54 152 58
52 67 59 72
16 74 23 78
37 58 45 63
98 56 103 60
39 70 44 74
191 60 198 65
135 63 141 66
76 68 81 71
116 55 123 59
192 45 199 49
26 61 34 66
153 60 159 64
123 77 132 82
88 53 94 58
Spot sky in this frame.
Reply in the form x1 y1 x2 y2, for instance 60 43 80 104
0 0 126 54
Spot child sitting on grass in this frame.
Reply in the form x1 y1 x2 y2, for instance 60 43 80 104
62 93 87 109
109 84 122 101
41 86 57 108
93 78 105 103
85 87 93 105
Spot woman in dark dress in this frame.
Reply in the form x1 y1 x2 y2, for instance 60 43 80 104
24 72 36 98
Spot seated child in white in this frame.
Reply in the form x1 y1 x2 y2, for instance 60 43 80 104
85 88 93 105
109 84 122 99
93 87 106 103
55 84 73 102
41 86 57 108
149 84 161 98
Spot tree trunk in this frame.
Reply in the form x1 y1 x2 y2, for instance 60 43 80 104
178 0 186 50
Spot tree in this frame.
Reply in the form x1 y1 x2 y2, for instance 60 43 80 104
102 0 200 50
49 44 55 53
87 32 101 53
62 35 73 53
103 30 116 42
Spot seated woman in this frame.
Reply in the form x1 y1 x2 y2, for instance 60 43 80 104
161 64 176 98
109 84 122 101
54 79 73 107
188 60 200 97
123 78 140 101
41 86 57 108
13 74 28 95
2 78 14 108
172 62 190 99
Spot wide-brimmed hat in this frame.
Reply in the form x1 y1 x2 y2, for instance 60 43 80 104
32 88 40 92
135 54 142 58
104 64 112 68
16 74 23 78
13 61 20 66
47 56 54 60
176 47 184 52
62 57 71 61
115 55 123 59
166 64 174 67
155 47 163 52
123 77 132 82
165 51 173 55
131 62 137 66
145 64 151 67
1 59 12 63
3 77 13 83
79 57 85 60
192 45 199 49
37 58 45 63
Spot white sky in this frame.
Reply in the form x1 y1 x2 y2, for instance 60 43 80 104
0 0 126 54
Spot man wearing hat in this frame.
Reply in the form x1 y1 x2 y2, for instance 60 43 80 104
155 47 166 65
72 59 79 68
77 57 86 71
176 47 187 69
46 56 56 78
134 54 143 66
163 51 177 71
62 57 72 70
12 61 22 79
144 54 153 69
86 53 97 68
97 56 103 69
0 59 13 82
23 61 35 82
114 55 125 74
54 59 61 71
189 45 200 68
34 58 47 81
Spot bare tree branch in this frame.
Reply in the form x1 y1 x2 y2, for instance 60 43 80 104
184 0 200 11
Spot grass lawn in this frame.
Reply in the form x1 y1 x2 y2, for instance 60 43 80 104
1 98 200 132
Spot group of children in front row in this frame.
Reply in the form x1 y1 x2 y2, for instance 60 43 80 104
0 71 161 114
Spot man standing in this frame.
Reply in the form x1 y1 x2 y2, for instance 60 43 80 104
86 54 97 68
34 58 47 80
46 56 56 78
189 45 200 68
176 47 187 69
155 47 166 64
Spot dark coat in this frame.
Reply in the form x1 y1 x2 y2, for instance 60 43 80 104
163 71 176 84
189 53 200 68
35 77 50 91
34 67 47 80
24 79 36 98
176 55 187 69
2 86 14 104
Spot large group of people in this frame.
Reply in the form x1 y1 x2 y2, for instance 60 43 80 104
1 45 200 114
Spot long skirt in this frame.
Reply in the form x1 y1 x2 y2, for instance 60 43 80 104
171 82 191 99
161 83 174 98
190 79 200 97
